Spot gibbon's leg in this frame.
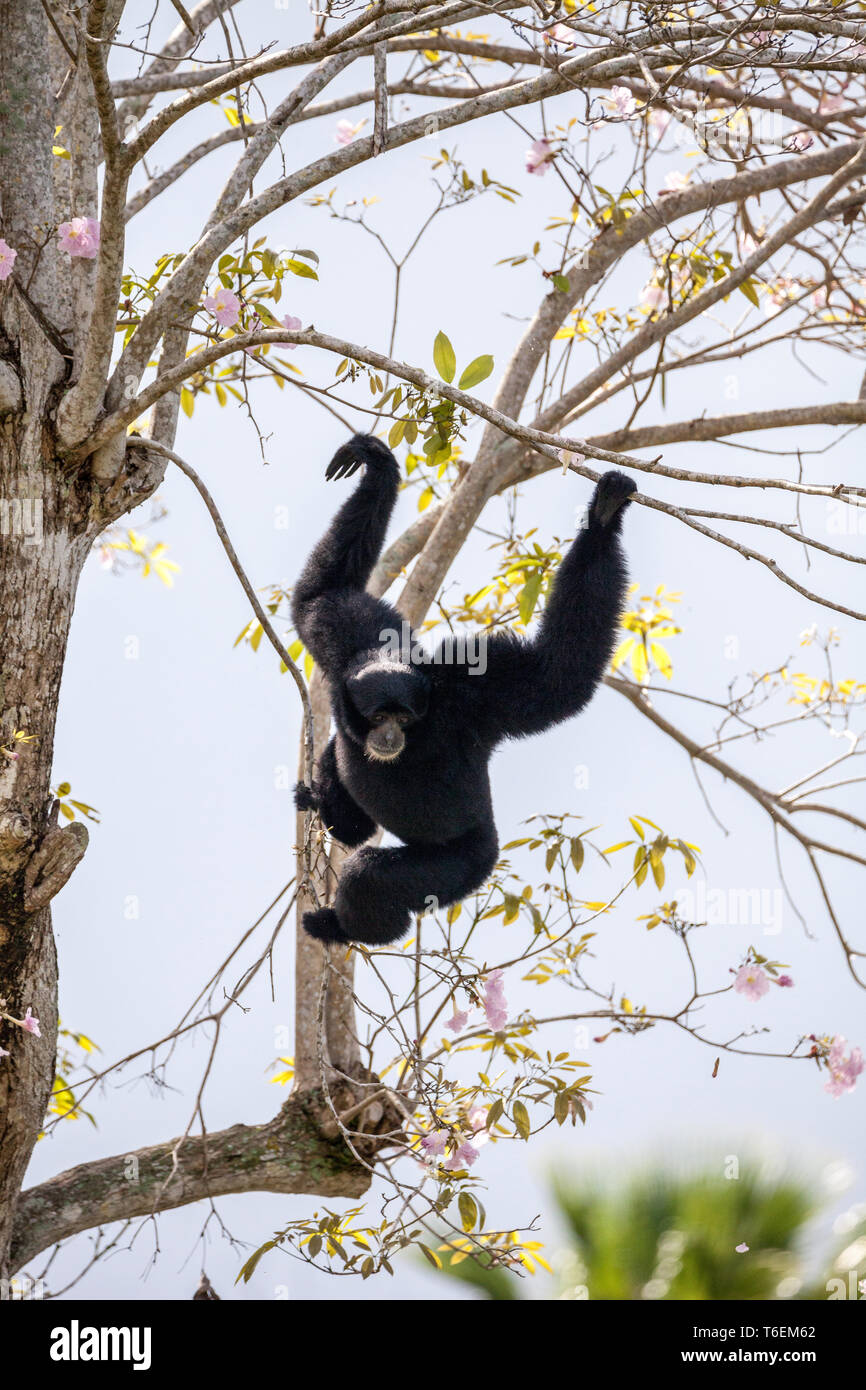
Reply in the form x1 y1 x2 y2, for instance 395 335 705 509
302 823 499 946
294 738 377 849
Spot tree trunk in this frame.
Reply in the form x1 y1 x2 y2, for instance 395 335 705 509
0 297 94 1275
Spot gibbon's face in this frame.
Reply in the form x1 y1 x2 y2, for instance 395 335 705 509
345 650 430 762
364 706 417 762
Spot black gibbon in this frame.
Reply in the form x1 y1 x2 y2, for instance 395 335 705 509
292 433 635 947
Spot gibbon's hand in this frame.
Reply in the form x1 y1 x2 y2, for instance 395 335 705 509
325 433 398 481
294 782 319 813
589 470 637 529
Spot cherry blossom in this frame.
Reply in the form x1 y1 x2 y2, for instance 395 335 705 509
776 975 794 988
57 216 101 259
545 23 576 48
824 1036 864 1097
279 313 303 348
482 968 509 1031
203 287 241 328
664 170 690 192
0 238 17 281
787 132 814 153
602 86 638 118
733 964 770 1001
525 138 554 176
444 1140 479 1171
647 109 671 135
22 1007 41 1037
420 1130 447 1157
445 1006 469 1034
818 94 846 115
640 282 666 312
335 119 365 145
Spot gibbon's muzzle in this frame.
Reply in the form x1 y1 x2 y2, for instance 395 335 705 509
365 714 407 762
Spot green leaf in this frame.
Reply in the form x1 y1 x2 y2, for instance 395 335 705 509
458 354 494 390
513 1100 531 1140
433 331 456 383
570 837 585 874
738 278 759 307
519 570 543 625
458 1192 478 1232
284 258 318 280
552 274 570 292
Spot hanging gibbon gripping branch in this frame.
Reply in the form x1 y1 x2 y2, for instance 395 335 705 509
293 434 635 947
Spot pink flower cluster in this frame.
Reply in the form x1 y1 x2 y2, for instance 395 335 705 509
419 1108 489 1171
203 287 241 328
0 1005 41 1058
733 964 770 1001
482 969 509 1031
824 1036 864 1098
58 217 101 260
526 138 554 176
0 238 17 281
444 970 510 1035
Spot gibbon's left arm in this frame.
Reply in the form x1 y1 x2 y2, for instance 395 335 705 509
471 470 636 743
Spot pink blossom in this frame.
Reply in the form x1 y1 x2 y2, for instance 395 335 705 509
444 1140 479 1171
22 1007 41 1037
640 282 666 312
468 1106 490 1148
810 286 828 311
545 23 576 48
445 1007 469 1034
738 232 757 258
776 974 794 987
648 109 671 135
58 216 101 259
335 119 364 145
279 313 303 349
482 968 509 1031
787 132 813 153
735 1242 749 1253
420 1130 447 1157
764 276 795 317
601 85 637 119
203 288 241 327
664 170 690 192
525 138 553 176
733 964 770 1001
0 238 17 281
824 1036 864 1097
818 94 846 115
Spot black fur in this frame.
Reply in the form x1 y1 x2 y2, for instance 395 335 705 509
292 434 635 947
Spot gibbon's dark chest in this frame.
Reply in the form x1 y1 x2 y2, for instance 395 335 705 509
334 727 493 845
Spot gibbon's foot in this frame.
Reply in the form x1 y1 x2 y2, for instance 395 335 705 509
294 781 318 813
325 433 398 482
591 470 637 528
302 907 348 944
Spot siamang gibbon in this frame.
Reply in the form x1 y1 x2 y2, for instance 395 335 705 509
292 434 636 947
